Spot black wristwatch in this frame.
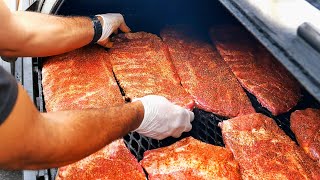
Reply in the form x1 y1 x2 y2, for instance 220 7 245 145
89 15 103 44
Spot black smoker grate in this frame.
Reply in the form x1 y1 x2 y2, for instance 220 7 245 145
124 108 226 161
123 88 320 161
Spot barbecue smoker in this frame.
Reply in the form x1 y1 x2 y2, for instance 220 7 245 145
18 0 320 179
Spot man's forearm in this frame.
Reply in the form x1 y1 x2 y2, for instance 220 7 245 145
0 84 143 170
10 11 93 57
0 11 94 57
0 1 130 57
22 102 144 169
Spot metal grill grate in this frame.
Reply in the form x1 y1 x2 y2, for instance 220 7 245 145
124 108 226 161
123 89 320 161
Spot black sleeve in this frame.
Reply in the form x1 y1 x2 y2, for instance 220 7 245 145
0 66 18 125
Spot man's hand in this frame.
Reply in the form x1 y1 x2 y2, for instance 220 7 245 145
133 95 194 140
0 0 131 57
96 13 131 47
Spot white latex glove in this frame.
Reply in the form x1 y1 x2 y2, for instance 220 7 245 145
96 13 131 47
133 95 194 140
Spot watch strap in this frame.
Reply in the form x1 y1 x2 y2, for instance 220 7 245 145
89 15 102 44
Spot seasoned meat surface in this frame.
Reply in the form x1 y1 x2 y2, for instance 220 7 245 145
109 32 195 109
210 26 301 115
220 113 320 180
161 26 254 117
43 46 144 179
291 108 320 163
56 139 145 180
140 137 241 180
42 45 124 112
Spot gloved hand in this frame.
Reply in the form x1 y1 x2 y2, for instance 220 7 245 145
133 95 194 140
96 13 131 47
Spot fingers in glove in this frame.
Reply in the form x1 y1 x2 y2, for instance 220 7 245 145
182 109 193 132
151 133 167 140
119 22 131 33
171 114 193 138
98 38 114 48
173 105 193 119
171 127 185 138
184 122 192 132
188 110 195 122
178 108 194 122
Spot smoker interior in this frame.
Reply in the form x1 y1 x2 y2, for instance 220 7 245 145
31 0 320 179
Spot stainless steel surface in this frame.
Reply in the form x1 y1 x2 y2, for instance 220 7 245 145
219 0 320 103
1 57 17 63
0 170 22 180
0 58 13 74
40 0 64 14
306 0 320 9
298 22 320 53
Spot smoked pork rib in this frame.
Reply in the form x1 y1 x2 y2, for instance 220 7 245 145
161 26 254 117
109 32 195 109
291 108 320 163
43 46 145 179
210 26 301 115
56 139 145 180
140 137 241 180
42 45 124 112
219 113 320 180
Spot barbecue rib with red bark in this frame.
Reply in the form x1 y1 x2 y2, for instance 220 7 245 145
42 45 124 112
56 139 145 180
219 113 320 179
109 32 195 109
210 26 301 115
42 46 145 179
140 137 241 180
291 108 320 164
161 26 254 117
